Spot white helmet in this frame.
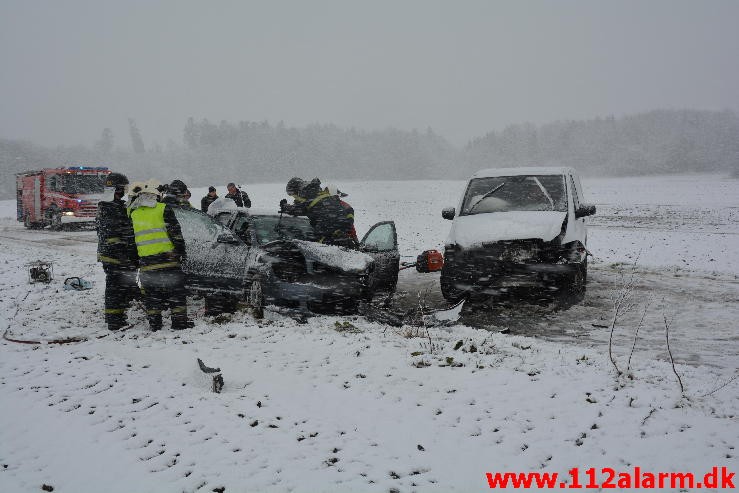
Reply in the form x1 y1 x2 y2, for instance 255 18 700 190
127 179 161 199
324 184 347 197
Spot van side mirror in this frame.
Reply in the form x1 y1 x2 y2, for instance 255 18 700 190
575 204 596 218
442 207 455 220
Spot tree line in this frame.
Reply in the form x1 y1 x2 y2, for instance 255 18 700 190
1 109 737 199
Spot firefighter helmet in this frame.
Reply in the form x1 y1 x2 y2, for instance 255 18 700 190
128 179 162 198
168 179 188 196
286 177 305 196
104 172 129 189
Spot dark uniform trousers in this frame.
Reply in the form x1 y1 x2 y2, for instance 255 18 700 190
139 253 188 331
103 265 140 328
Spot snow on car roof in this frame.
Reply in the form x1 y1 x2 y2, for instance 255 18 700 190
206 197 279 217
247 207 284 217
470 166 576 179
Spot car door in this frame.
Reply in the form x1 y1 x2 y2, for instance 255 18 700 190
360 221 400 293
172 207 250 293
564 173 588 245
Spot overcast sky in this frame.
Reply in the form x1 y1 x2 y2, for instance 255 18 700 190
1 0 738 148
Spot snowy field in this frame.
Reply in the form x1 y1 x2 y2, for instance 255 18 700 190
0 174 737 492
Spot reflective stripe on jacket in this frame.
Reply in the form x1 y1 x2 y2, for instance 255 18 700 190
307 192 330 210
130 203 175 257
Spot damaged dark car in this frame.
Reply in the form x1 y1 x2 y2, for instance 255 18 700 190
172 206 399 317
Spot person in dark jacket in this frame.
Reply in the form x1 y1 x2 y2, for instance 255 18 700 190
225 182 251 208
96 172 139 331
162 179 192 207
201 186 218 212
127 180 191 331
280 177 355 247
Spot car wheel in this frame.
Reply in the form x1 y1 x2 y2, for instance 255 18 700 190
440 265 466 303
248 278 264 319
339 297 360 315
23 214 33 229
204 294 237 316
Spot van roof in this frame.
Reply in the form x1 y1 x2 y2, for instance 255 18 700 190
470 166 576 179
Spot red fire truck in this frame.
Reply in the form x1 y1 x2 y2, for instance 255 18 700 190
16 166 111 229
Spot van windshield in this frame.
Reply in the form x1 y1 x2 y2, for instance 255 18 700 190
461 175 567 215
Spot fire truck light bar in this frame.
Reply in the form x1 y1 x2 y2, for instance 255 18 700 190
64 166 109 170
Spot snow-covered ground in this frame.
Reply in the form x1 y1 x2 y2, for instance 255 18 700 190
0 175 737 492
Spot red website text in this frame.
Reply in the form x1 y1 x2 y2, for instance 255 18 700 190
485 466 735 489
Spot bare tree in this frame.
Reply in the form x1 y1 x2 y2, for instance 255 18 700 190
663 314 684 394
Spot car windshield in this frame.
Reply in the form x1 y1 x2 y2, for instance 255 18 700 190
461 175 567 215
62 174 105 194
251 215 316 244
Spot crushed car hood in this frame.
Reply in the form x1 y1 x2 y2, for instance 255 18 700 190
448 211 567 248
291 240 374 273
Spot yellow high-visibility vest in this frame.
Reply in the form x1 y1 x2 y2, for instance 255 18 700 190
129 203 175 257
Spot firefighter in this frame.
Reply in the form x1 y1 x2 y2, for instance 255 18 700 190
279 177 355 247
127 179 191 331
96 172 139 331
163 179 192 207
279 176 316 215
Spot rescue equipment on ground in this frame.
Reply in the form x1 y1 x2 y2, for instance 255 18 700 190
27 261 53 283
399 249 444 272
415 249 444 273
63 277 93 291
197 358 224 393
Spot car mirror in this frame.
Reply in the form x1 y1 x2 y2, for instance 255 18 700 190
442 207 455 220
216 232 238 244
575 204 596 218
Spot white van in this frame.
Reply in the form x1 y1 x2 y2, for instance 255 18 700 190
440 167 595 303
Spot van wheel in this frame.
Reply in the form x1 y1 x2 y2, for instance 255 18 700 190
23 214 34 229
249 278 264 319
440 266 466 303
556 262 586 307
